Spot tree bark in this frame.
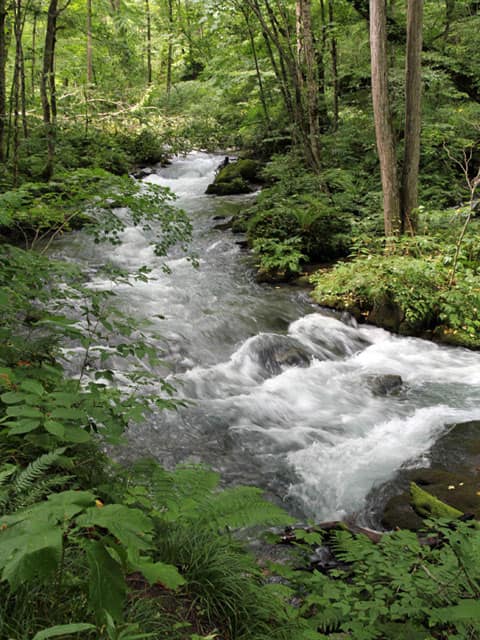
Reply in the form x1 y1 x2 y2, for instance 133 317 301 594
86 0 93 84
369 0 401 236
328 0 339 131
296 0 321 170
145 0 152 84
41 0 58 179
0 0 7 162
166 0 173 99
401 0 423 233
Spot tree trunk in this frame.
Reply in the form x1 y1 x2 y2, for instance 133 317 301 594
242 6 270 126
31 8 37 97
166 0 173 99
145 0 152 84
86 0 93 84
369 0 401 236
0 0 7 162
41 0 58 179
328 0 339 131
401 0 423 233
296 0 321 170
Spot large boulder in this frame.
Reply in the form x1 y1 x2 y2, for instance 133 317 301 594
206 159 263 196
379 420 480 530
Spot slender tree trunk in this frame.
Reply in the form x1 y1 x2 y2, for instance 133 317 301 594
166 0 173 99
31 9 37 96
401 0 423 233
242 7 270 125
296 0 321 170
145 0 152 84
444 0 454 43
41 0 58 179
86 0 93 84
0 0 7 162
369 0 401 236
328 0 339 130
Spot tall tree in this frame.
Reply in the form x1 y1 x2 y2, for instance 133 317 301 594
145 0 152 84
369 0 401 235
0 0 7 162
401 0 423 232
86 0 93 84
370 0 424 236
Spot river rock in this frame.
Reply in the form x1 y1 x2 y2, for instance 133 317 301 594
206 159 263 196
368 374 403 396
213 216 234 230
246 334 311 376
378 420 480 530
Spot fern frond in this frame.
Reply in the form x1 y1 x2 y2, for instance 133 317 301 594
13 448 66 496
190 486 294 530
0 464 16 488
12 474 73 510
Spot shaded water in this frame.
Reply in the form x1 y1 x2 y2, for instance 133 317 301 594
54 152 480 524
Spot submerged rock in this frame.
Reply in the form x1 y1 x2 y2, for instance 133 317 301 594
368 374 403 396
242 333 312 377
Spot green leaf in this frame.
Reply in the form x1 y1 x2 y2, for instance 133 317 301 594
135 559 185 590
6 405 43 418
44 420 65 438
86 540 126 623
62 425 91 443
20 379 44 396
1 391 27 404
50 407 86 421
430 599 480 623
77 504 153 557
7 418 41 434
32 623 96 640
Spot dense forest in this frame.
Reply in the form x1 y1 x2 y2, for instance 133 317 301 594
0 1 480 639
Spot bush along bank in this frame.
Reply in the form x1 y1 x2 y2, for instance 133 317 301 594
310 217 480 350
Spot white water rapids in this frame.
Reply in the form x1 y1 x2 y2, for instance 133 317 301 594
54 152 480 524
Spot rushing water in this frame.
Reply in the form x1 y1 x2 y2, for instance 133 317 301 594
53 152 480 524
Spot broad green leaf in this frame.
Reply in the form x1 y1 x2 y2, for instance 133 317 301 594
1 391 27 404
20 380 44 396
135 559 185 590
86 541 126 623
7 418 41 434
50 407 87 421
62 425 92 443
44 420 65 438
32 623 96 640
6 405 43 418
77 504 153 556
0 521 63 589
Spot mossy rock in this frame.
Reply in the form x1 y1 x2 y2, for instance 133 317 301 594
217 159 261 183
206 178 252 196
382 468 480 530
206 159 262 195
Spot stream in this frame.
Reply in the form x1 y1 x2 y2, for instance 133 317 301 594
53 152 480 525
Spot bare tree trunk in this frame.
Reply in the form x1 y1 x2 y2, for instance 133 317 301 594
41 0 58 179
0 0 7 162
166 0 173 99
328 0 339 130
401 0 423 233
242 6 270 125
297 0 321 170
86 0 93 84
31 8 37 96
369 0 401 236
145 0 152 84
